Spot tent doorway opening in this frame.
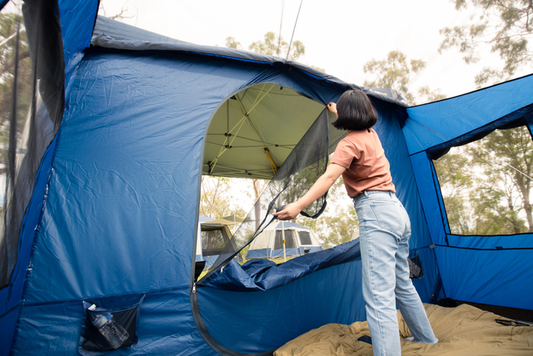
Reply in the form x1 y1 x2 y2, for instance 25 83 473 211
197 82 337 277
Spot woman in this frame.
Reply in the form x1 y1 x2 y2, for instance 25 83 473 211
273 90 437 356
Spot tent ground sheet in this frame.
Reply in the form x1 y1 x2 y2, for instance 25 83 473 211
274 303 533 356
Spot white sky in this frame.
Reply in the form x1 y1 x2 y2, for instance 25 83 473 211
98 0 521 100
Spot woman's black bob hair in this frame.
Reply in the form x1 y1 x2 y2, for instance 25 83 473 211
332 90 378 130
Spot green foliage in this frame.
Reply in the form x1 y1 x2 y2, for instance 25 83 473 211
417 86 447 103
363 51 445 105
248 31 305 60
225 31 307 62
311 206 358 248
225 36 241 49
439 0 533 86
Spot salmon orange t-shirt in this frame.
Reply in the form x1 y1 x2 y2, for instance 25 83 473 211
330 129 395 198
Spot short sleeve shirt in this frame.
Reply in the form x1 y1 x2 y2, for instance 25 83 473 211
330 129 395 198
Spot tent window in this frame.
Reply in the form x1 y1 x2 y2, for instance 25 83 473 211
433 125 533 235
298 231 312 245
201 228 229 256
274 230 296 249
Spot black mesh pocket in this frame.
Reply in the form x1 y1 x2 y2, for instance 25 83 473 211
79 294 145 354
408 253 424 279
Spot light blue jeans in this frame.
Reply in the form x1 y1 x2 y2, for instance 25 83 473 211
354 191 437 356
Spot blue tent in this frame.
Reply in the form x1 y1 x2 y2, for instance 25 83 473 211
1 1 532 355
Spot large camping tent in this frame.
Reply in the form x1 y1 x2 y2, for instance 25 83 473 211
196 216 235 269
0 1 532 355
246 221 323 259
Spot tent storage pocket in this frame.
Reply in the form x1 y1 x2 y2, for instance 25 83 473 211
79 294 145 354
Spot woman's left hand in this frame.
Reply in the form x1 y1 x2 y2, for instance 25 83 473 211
273 202 302 220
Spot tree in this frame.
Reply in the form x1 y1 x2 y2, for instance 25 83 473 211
363 51 446 105
225 36 241 50
468 172 527 234
225 32 325 72
199 176 247 220
98 2 135 21
247 31 305 61
439 0 533 87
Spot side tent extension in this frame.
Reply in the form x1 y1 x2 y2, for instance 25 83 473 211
0 1 531 355
404 75 533 312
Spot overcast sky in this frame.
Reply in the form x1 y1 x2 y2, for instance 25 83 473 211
98 0 513 100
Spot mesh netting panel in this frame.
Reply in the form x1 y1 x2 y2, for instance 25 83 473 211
0 1 65 288
199 108 330 282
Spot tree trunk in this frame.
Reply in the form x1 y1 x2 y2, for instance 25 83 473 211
515 173 533 232
253 179 262 230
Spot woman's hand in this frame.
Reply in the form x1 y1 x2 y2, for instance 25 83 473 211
273 202 303 220
327 102 337 116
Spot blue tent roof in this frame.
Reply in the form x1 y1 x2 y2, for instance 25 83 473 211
404 74 533 155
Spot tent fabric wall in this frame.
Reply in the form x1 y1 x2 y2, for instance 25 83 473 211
202 239 361 292
409 152 448 245
198 260 366 354
435 247 533 310
11 289 215 355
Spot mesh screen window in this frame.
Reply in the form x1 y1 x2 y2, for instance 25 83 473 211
298 231 312 245
274 230 296 249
